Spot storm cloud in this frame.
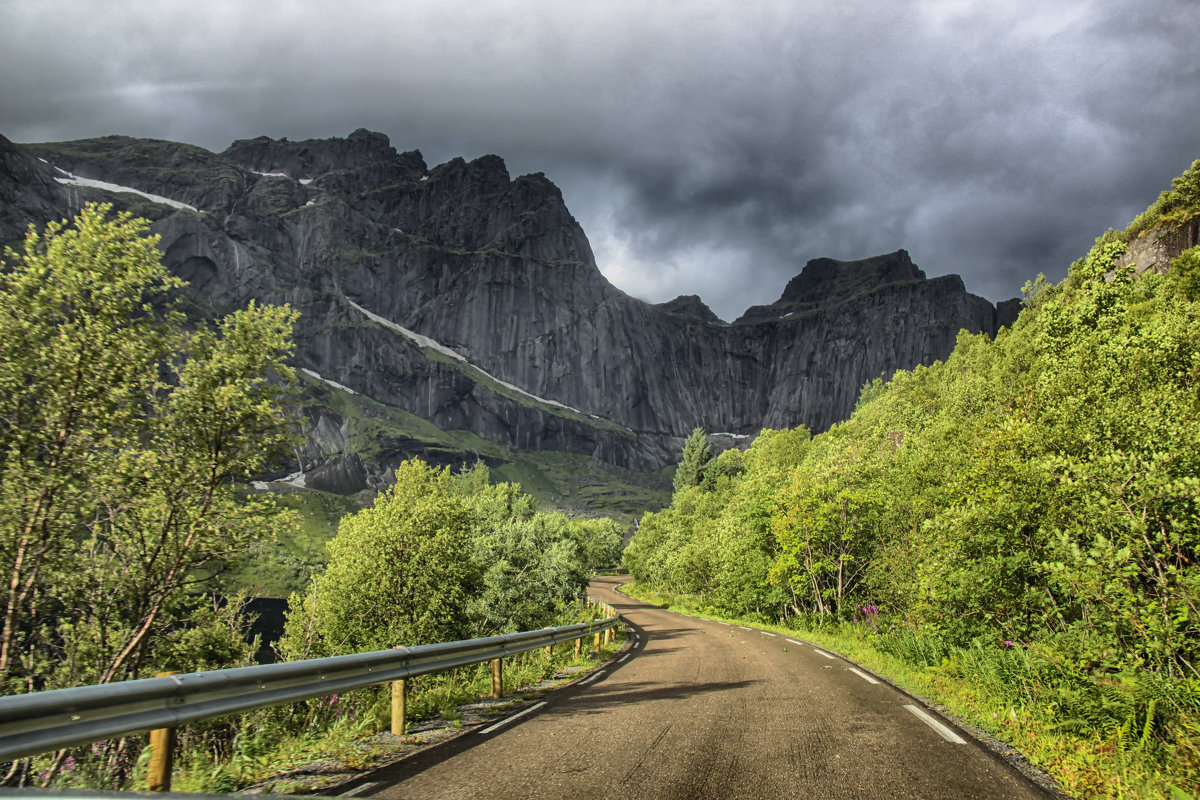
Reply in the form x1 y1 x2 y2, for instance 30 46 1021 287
2 0 1198 320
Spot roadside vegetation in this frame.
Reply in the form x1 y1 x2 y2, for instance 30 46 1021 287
155 461 624 795
622 161 1200 799
0 205 626 792
0 203 300 785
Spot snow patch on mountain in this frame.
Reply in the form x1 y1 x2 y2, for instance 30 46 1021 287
52 167 199 212
345 298 582 413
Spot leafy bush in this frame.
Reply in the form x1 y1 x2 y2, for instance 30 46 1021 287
1125 158 1200 240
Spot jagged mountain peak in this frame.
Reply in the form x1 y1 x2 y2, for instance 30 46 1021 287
783 250 925 303
655 294 725 324
736 249 944 323
222 128 417 179
1 127 1017 489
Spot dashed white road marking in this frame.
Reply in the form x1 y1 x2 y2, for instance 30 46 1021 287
340 781 383 796
904 704 968 744
481 701 548 734
786 638 803 645
849 667 880 685
761 632 777 637
618 653 631 663
738 626 752 630
579 671 606 686
813 649 836 659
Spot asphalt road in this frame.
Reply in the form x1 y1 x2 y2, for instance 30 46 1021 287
359 576 1057 800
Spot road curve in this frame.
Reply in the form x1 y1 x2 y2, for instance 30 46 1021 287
360 576 1057 800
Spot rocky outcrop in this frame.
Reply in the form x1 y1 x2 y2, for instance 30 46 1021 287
0 129 1020 481
1117 215 1200 275
223 128 410 179
736 251 930 323
656 295 725 324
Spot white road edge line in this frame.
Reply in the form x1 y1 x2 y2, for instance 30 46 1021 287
580 671 606 685
738 626 752 630
761 632 777 637
481 701 548 734
848 667 880 685
813 649 836 659
340 781 382 796
786 638 802 645
618 653 631 663
904 704 968 744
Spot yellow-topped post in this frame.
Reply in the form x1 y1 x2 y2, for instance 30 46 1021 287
147 672 179 791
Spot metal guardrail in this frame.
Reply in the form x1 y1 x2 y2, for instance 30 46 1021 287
0 614 619 763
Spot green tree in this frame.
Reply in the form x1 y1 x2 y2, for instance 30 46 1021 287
673 427 711 494
470 512 589 635
0 204 298 693
278 460 481 658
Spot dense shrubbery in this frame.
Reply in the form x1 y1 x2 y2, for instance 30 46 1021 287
626 175 1200 795
279 459 624 660
628 237 1200 671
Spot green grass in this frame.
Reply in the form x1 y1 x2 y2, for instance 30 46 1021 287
620 582 1200 800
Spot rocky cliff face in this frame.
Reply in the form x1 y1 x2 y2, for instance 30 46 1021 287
0 129 1019 493
1117 215 1200 275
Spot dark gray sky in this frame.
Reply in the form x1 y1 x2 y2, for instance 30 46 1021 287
3 1 1198 321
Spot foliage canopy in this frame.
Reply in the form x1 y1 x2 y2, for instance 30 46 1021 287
0 203 299 697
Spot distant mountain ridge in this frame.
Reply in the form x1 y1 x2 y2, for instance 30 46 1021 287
0 129 1018 503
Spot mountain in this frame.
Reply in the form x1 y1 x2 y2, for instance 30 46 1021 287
0 129 1018 511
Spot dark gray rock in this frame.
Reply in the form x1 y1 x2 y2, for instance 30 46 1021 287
656 295 725 324
304 453 369 495
222 128 409 179
0 129 1022 475
996 298 1023 330
1117 216 1200 275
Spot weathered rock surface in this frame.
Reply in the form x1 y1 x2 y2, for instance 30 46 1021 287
656 295 725 324
1 129 1022 486
1117 215 1200 275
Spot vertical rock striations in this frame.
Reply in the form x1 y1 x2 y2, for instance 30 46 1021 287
1 129 1019 482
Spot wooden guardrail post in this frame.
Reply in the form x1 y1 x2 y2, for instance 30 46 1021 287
147 671 179 792
491 658 503 699
574 636 582 660
391 678 407 736
593 631 601 652
604 627 612 646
